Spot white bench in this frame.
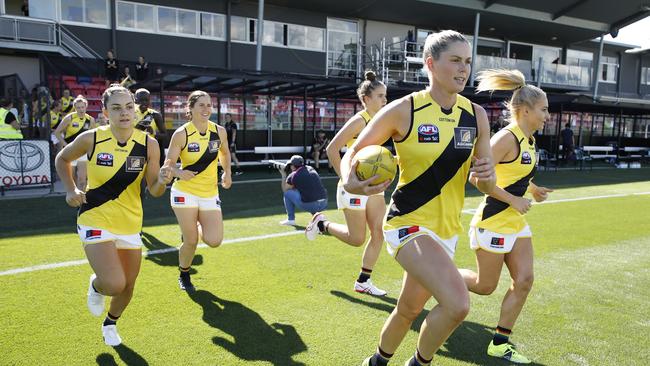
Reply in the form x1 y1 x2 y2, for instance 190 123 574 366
582 146 615 160
254 146 312 155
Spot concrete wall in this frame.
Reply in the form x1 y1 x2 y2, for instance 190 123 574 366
0 55 40 90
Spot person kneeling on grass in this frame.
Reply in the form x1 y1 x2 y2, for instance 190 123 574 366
279 155 328 226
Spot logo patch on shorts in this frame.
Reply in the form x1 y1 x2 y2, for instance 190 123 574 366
418 124 439 143
521 151 532 164
398 226 420 241
173 196 185 204
187 142 200 152
96 153 113 167
490 237 505 248
208 140 221 153
216 198 221 206
453 127 476 149
126 156 145 172
85 229 102 239
478 228 485 233
349 198 361 206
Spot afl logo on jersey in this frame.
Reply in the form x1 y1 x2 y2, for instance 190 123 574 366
521 151 532 164
418 124 439 143
187 142 200 152
96 153 114 167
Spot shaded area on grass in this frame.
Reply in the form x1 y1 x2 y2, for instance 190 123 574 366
96 344 149 366
189 289 308 366
141 232 203 274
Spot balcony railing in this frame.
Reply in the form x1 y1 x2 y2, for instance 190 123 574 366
0 15 56 45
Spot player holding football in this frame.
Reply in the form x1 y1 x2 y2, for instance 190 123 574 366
341 31 496 366
458 69 553 364
305 70 389 296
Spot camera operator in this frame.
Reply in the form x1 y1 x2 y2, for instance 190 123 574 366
278 155 327 226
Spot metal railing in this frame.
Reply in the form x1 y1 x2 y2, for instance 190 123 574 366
0 15 101 59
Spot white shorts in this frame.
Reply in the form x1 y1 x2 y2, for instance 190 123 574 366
336 184 382 210
384 225 458 259
50 133 59 144
77 224 142 250
170 188 221 211
469 225 532 254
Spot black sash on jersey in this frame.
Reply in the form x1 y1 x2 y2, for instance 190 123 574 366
183 130 220 175
481 166 537 221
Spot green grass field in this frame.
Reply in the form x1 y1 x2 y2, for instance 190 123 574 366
1 168 649 365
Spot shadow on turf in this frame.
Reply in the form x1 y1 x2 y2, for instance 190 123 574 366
96 344 148 366
141 232 203 274
189 289 308 366
330 290 547 366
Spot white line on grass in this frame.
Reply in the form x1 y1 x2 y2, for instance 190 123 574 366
0 231 302 277
2 191 649 277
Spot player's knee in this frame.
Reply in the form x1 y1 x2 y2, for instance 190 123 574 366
473 281 498 295
101 276 126 296
182 235 199 247
514 273 534 293
203 236 222 248
348 232 366 247
445 297 470 323
396 302 423 322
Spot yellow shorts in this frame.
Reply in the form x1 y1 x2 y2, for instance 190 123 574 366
77 224 142 250
469 225 532 254
384 225 457 259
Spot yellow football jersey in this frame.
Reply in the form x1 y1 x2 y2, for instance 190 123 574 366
384 90 477 240
134 106 159 137
64 113 92 143
345 110 371 149
78 126 148 235
471 123 537 233
172 121 221 198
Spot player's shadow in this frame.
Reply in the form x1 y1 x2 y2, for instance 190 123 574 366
141 231 203 274
330 290 546 366
189 289 307 366
95 344 149 366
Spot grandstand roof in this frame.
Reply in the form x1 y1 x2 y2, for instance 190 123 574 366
268 0 650 46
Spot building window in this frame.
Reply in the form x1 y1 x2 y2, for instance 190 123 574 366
327 18 359 77
60 0 108 27
567 49 593 68
263 20 285 47
231 16 256 42
157 7 198 35
288 24 324 51
641 67 650 85
599 55 618 83
117 1 154 31
200 12 225 39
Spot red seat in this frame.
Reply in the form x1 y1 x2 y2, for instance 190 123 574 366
62 75 76 83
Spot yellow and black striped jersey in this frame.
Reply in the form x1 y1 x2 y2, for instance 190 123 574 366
61 96 73 114
471 123 537 233
78 126 148 235
172 121 221 198
134 106 159 137
64 113 92 143
345 110 372 149
385 89 477 239
50 111 61 130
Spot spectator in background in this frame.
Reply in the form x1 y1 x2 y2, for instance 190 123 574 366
21 0 29 16
135 56 149 82
279 155 327 226
406 29 415 56
134 88 166 164
105 50 119 85
312 130 331 171
560 122 575 165
60 88 73 114
120 66 135 89
0 99 23 139
223 113 243 175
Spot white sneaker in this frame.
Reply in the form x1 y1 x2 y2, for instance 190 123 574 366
279 219 296 226
102 324 122 346
354 279 387 296
87 274 105 317
305 212 326 241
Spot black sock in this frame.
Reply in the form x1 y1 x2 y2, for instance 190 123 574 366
103 312 119 326
357 267 372 283
370 347 392 366
412 349 432 365
91 281 100 294
179 266 191 278
493 325 512 345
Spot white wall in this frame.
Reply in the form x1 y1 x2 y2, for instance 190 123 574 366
364 20 414 51
0 55 40 91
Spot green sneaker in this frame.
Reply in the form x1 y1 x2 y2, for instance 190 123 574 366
487 341 531 364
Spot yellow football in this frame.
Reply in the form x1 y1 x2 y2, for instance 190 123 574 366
354 145 397 186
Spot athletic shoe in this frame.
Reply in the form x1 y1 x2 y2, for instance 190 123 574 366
487 341 531 364
360 356 371 366
87 273 105 317
354 279 387 296
279 219 296 226
178 275 196 293
305 212 326 241
102 324 122 346
234 171 243 176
